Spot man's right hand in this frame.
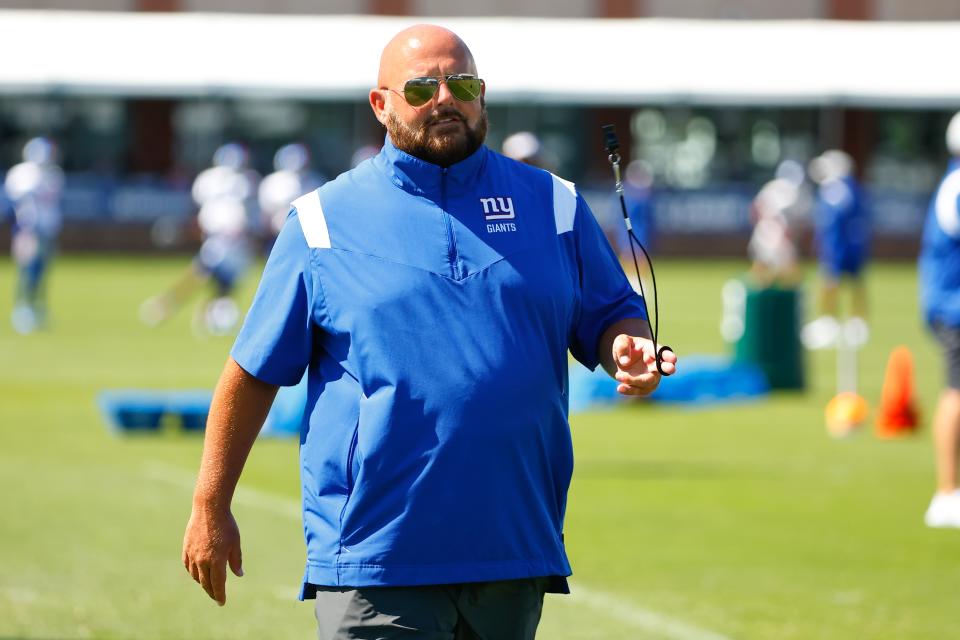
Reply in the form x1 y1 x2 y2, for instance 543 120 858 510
182 505 244 606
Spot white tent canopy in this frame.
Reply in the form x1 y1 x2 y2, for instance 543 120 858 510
1 10 959 107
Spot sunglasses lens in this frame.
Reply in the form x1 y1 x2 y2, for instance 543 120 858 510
403 78 438 107
447 77 482 102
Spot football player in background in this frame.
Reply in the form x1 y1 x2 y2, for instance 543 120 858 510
801 150 871 350
4 137 64 334
257 142 326 249
140 143 260 336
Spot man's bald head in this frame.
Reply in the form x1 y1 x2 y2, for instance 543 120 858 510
377 24 477 89
369 24 487 167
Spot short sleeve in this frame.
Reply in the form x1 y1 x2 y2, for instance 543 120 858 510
231 210 316 386
569 195 648 370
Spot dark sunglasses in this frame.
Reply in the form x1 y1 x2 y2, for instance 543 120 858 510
394 74 483 107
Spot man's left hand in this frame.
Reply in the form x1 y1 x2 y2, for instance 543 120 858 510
611 334 677 396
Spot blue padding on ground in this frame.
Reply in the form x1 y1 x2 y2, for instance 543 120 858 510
98 390 213 433
98 376 308 437
568 365 624 413
102 357 767 432
260 372 308 437
651 355 769 404
568 355 769 413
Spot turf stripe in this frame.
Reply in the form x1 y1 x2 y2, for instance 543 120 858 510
143 462 300 519
568 584 733 640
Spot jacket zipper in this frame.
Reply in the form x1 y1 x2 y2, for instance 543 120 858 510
344 424 359 494
441 168 461 280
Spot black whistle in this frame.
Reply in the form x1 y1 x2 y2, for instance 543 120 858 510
601 124 619 155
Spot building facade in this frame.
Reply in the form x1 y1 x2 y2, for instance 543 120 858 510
0 1 957 254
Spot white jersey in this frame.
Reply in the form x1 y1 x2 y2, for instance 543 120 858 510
191 166 259 240
258 169 326 235
4 161 64 237
748 178 802 272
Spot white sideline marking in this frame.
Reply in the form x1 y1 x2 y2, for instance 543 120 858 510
143 462 301 520
2 586 38 604
567 584 733 640
146 463 732 640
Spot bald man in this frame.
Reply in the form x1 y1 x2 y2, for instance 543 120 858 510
182 25 675 638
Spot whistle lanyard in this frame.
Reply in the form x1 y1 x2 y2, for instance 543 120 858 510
602 124 673 376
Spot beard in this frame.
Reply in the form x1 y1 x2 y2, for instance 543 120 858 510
386 101 488 167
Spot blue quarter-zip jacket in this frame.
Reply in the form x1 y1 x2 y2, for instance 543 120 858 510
231 137 646 597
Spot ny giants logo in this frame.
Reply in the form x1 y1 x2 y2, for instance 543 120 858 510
480 196 517 233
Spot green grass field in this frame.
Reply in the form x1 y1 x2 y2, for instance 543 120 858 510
0 255 956 639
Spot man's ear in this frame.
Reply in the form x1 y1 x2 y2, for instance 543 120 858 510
369 89 388 125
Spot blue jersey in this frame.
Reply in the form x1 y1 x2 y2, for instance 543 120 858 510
814 175 869 276
231 138 646 597
919 160 960 327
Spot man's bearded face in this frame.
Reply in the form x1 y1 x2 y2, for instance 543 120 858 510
385 98 488 167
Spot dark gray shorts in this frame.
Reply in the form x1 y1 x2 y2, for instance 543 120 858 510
933 322 960 390
314 578 549 640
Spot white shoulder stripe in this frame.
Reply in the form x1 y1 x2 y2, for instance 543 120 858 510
551 173 577 235
291 190 331 249
935 170 960 238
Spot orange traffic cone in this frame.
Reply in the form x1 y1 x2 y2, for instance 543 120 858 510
875 346 920 438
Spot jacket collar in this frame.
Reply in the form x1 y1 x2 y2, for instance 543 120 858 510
373 134 487 198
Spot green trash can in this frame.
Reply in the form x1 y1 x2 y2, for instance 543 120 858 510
725 280 805 390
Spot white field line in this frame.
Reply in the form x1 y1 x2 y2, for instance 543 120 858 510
146 462 733 640
143 462 301 520
566 584 733 640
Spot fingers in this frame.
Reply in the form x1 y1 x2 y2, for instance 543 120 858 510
612 335 680 396
186 552 226 605
657 351 678 376
612 334 644 369
183 510 241 606
209 560 227 606
657 361 677 376
659 348 678 365
198 563 217 603
615 369 659 396
228 544 244 578
617 382 656 396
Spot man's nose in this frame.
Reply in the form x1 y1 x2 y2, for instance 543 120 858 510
434 79 455 106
